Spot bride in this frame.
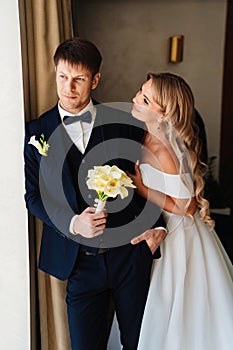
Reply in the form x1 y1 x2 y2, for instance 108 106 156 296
129 72 233 350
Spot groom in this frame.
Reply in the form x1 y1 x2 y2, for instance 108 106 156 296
24 37 166 350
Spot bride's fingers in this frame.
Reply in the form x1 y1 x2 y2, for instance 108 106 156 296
126 170 132 178
126 161 140 181
134 161 140 173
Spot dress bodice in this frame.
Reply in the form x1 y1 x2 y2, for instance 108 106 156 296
139 163 194 199
139 163 195 231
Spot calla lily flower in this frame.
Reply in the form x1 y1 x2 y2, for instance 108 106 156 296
28 134 49 156
86 165 136 204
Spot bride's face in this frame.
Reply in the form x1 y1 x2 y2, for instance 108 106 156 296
131 79 163 123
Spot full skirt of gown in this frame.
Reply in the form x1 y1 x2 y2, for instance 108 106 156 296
108 164 233 350
137 164 233 350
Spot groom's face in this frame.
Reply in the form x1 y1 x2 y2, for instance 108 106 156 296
55 59 100 114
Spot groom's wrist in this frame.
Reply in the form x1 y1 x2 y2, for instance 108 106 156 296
153 226 167 234
153 226 168 240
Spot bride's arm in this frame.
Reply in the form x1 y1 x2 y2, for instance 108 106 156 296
129 163 197 216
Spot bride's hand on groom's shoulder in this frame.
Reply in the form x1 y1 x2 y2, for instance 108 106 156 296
127 161 148 198
131 228 167 254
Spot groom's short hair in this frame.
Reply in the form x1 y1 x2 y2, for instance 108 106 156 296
53 37 102 77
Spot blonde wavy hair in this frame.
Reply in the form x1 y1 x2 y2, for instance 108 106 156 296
148 72 214 229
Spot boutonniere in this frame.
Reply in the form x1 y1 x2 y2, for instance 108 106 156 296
86 165 136 212
28 133 50 156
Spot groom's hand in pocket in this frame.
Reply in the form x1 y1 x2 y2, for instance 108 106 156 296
131 228 167 254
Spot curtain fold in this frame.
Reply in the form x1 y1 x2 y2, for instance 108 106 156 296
18 1 73 349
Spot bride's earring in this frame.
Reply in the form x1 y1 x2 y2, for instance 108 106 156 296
157 116 163 130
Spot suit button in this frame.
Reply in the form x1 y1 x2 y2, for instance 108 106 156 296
88 194 92 199
82 159 85 164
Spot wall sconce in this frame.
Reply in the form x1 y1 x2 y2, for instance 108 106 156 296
169 35 184 63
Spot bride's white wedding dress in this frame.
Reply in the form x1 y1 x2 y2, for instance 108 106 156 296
137 163 233 350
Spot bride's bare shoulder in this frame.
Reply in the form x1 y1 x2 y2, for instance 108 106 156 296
142 136 180 174
152 147 179 175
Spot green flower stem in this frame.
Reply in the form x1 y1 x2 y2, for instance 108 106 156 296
97 191 109 201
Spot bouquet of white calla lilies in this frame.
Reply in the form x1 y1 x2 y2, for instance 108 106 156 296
86 165 136 212
28 133 49 157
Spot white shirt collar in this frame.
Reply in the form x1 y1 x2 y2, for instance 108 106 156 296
58 99 95 122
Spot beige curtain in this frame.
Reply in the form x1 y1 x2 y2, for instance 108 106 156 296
18 1 73 349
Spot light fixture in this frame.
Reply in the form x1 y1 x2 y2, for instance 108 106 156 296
169 35 184 63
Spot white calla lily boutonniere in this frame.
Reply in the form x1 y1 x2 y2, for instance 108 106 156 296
86 165 136 212
28 133 50 156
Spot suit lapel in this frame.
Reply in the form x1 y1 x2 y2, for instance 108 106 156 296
40 106 79 213
84 104 121 166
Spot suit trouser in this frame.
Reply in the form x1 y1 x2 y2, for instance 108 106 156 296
66 242 153 350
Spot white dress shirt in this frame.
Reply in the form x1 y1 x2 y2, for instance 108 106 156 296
58 99 96 233
58 99 96 154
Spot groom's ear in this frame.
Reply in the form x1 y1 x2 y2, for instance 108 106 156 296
92 73 101 90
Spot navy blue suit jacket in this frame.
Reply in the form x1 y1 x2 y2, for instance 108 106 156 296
24 103 165 280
